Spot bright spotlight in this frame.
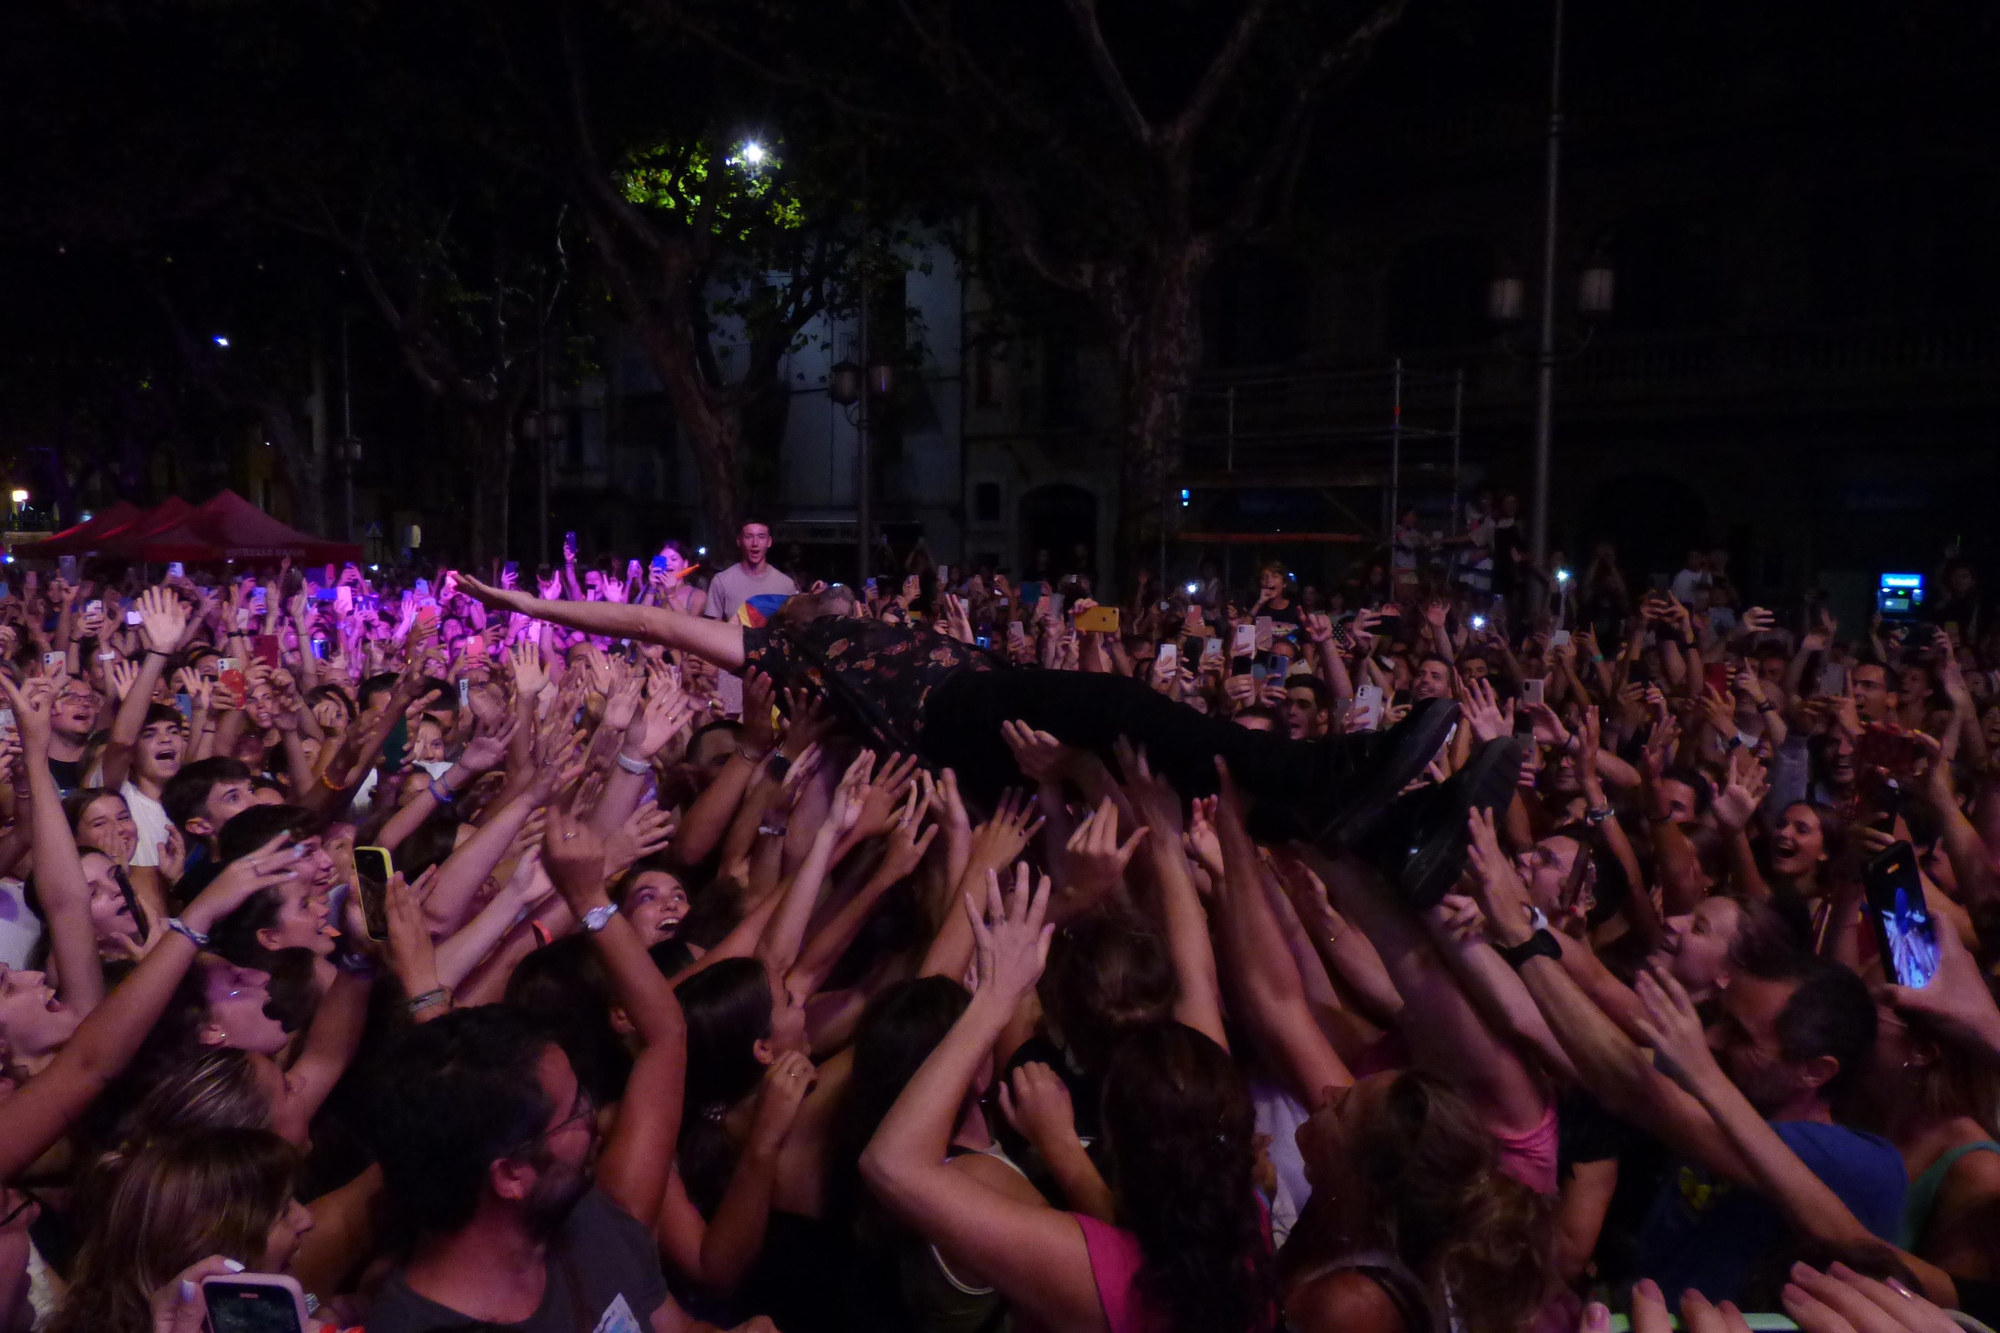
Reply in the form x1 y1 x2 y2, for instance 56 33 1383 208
212 335 230 348
740 141 766 166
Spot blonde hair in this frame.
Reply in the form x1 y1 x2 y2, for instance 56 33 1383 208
51 1128 298 1333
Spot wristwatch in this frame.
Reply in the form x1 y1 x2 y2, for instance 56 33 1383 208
582 903 619 933
1495 929 1562 970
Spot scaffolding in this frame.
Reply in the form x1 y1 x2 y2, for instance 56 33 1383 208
1165 359 1465 586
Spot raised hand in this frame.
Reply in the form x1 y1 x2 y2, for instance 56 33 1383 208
541 810 609 912
826 748 879 836
1062 795 1147 904
848 751 923 841
1462 806 1535 946
1001 719 1070 787
1633 962 1726 1095
1111 737 1180 835
181 832 305 936
459 715 519 775
998 1062 1081 1157
136 586 190 654
1462 676 1509 744
106 657 140 703
1183 794 1226 883
0 674 55 754
740 670 779 755
876 794 940 884
966 861 1053 1006
604 802 677 877
748 1051 817 1157
1713 750 1770 831
966 787 1044 874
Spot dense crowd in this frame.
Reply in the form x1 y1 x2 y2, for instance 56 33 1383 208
0 506 1996 1333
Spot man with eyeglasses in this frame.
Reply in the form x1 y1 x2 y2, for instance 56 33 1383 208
365 815 773 1333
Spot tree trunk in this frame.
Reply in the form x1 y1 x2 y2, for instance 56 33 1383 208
1099 242 1209 586
463 407 517 564
259 397 327 533
619 299 746 546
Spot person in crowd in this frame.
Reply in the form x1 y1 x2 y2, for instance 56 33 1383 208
0 528 1995 1333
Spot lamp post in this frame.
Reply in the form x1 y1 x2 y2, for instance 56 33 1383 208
1528 0 1566 571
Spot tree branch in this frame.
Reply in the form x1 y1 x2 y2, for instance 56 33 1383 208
1165 0 1277 154
1224 0 1408 235
1058 0 1157 149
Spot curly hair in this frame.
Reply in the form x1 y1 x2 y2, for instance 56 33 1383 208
1284 1071 1556 1333
1100 1022 1273 1333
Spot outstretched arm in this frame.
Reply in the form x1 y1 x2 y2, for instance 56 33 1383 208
460 577 746 670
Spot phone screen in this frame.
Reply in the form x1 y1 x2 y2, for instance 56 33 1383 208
202 1279 307 1333
1862 841 1938 988
354 846 394 941
1157 642 1179 672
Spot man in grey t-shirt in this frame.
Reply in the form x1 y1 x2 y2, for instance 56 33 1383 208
701 517 797 715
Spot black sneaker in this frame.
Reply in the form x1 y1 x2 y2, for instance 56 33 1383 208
1297 697 1462 854
1362 736 1525 911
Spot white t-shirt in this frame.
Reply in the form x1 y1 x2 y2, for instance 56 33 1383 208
0 879 43 969
122 780 170 869
701 561 799 716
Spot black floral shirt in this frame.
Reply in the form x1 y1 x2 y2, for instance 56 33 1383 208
742 615 996 755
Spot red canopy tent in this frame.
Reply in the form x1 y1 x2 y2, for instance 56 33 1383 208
98 490 361 565
15 500 147 556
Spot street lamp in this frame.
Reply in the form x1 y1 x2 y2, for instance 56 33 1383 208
739 141 766 166
9 490 27 506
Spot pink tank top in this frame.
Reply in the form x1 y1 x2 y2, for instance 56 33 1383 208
1074 1208 1276 1333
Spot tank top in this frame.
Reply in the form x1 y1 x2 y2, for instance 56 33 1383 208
1900 1139 2000 1251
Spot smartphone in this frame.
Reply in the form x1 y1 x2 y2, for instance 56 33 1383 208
124 607 143 625
865 577 878 594
381 716 408 774
1862 840 1939 989
41 651 64 672
202 1272 310 1333
1074 605 1120 634
1548 628 1571 649
166 561 185 578
1202 636 1223 666
1521 677 1546 707
1046 593 1064 621
249 587 266 611
1251 662 1268 687
1018 579 1042 608
1816 661 1847 696
1006 620 1026 648
1704 662 1732 696
414 578 430 597
650 555 669 577
1352 683 1385 731
85 599 103 618
974 634 991 649
313 585 340 602
1254 615 1275 652
174 693 191 719
0 709 14 730
57 555 78 583
250 635 281 670
936 564 951 586
1157 641 1179 673
457 677 471 707
1232 623 1257 657
217 655 240 673
354 845 394 942
503 560 521 583
564 531 578 557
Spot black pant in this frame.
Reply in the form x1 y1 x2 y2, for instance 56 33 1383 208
920 667 1347 806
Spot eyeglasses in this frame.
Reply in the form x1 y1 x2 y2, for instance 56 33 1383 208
506 1087 597 1159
